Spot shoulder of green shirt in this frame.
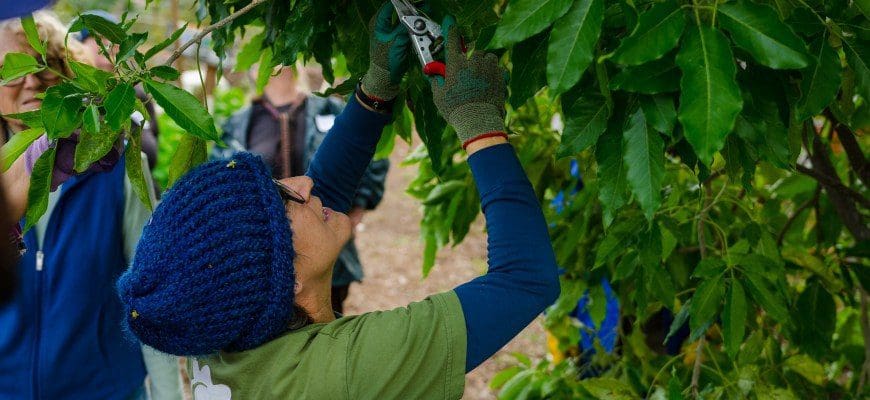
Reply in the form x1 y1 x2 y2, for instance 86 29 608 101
191 291 467 400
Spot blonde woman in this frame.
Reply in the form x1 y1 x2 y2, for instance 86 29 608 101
0 12 180 400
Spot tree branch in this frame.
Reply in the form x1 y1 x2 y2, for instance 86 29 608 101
777 185 820 246
795 165 870 210
164 0 268 67
801 133 870 241
824 110 869 185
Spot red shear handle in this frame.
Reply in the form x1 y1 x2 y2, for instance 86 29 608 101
423 61 446 78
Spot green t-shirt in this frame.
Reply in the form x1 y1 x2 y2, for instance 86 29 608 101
189 291 467 400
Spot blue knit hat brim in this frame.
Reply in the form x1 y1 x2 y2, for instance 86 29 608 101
117 152 296 356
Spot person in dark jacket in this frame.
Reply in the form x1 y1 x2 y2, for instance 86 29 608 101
212 67 389 313
0 12 180 400
117 7 559 398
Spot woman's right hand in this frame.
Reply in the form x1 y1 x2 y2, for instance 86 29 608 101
430 17 508 151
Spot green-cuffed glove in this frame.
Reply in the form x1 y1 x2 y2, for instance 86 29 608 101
361 2 411 101
431 18 507 146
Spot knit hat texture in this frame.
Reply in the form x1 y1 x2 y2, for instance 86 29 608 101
117 152 296 356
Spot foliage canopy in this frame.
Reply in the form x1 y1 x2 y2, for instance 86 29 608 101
1 0 868 398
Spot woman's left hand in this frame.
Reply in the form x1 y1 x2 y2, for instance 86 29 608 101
360 2 411 101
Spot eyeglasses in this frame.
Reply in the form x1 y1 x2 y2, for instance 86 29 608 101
273 179 306 205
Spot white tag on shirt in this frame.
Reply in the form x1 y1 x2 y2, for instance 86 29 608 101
315 114 336 133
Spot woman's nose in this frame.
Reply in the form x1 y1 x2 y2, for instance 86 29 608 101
22 74 45 91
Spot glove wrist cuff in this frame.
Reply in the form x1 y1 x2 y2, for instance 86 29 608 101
361 64 400 101
448 104 506 144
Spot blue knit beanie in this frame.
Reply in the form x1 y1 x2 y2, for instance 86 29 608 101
117 152 296 356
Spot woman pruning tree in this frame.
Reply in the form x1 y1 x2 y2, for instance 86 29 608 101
116 4 560 398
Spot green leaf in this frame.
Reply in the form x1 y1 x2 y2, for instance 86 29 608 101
144 23 187 61
744 268 789 324
82 104 100 135
0 127 42 172
558 90 610 158
104 83 136 131
689 273 724 335
595 118 629 227
315 76 360 97
21 15 45 56
489 0 574 48
150 65 181 81
797 37 842 120
68 61 113 94
784 355 826 386
24 147 56 232
126 125 153 211
609 56 681 94
256 47 275 94
611 1 686 66
498 369 534 400
116 32 148 63
844 39 870 110
623 107 664 221
595 217 642 266
676 25 743 165
693 258 725 279
74 14 127 44
667 372 683 400
423 181 466 205
645 262 676 309
75 124 119 173
0 52 43 83
660 223 677 260
144 80 220 143
664 300 690 345
41 83 84 139
857 0 870 19
580 377 636 399
718 1 810 69
167 134 208 188
510 32 549 109
640 95 676 135
723 280 747 359
546 0 604 94
3 110 43 128
490 366 522 389
613 251 638 281
794 280 835 359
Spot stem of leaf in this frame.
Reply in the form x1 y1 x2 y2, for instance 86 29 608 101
711 0 719 26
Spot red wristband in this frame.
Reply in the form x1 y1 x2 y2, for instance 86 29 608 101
462 132 509 150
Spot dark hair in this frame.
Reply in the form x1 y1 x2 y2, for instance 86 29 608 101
287 304 312 331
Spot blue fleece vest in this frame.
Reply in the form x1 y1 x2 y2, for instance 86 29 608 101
0 159 146 400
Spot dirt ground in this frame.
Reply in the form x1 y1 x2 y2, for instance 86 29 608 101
344 140 547 399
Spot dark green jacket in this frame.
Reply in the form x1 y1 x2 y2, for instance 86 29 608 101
212 95 389 286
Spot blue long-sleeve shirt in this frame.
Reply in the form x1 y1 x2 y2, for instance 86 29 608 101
306 93 560 373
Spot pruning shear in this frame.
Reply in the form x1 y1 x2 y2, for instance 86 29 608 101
390 0 447 78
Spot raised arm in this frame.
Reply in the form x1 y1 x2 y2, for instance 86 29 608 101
429 21 561 372
305 3 408 213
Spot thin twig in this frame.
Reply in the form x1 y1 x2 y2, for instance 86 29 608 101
691 183 713 397
164 0 268 67
777 185 820 246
